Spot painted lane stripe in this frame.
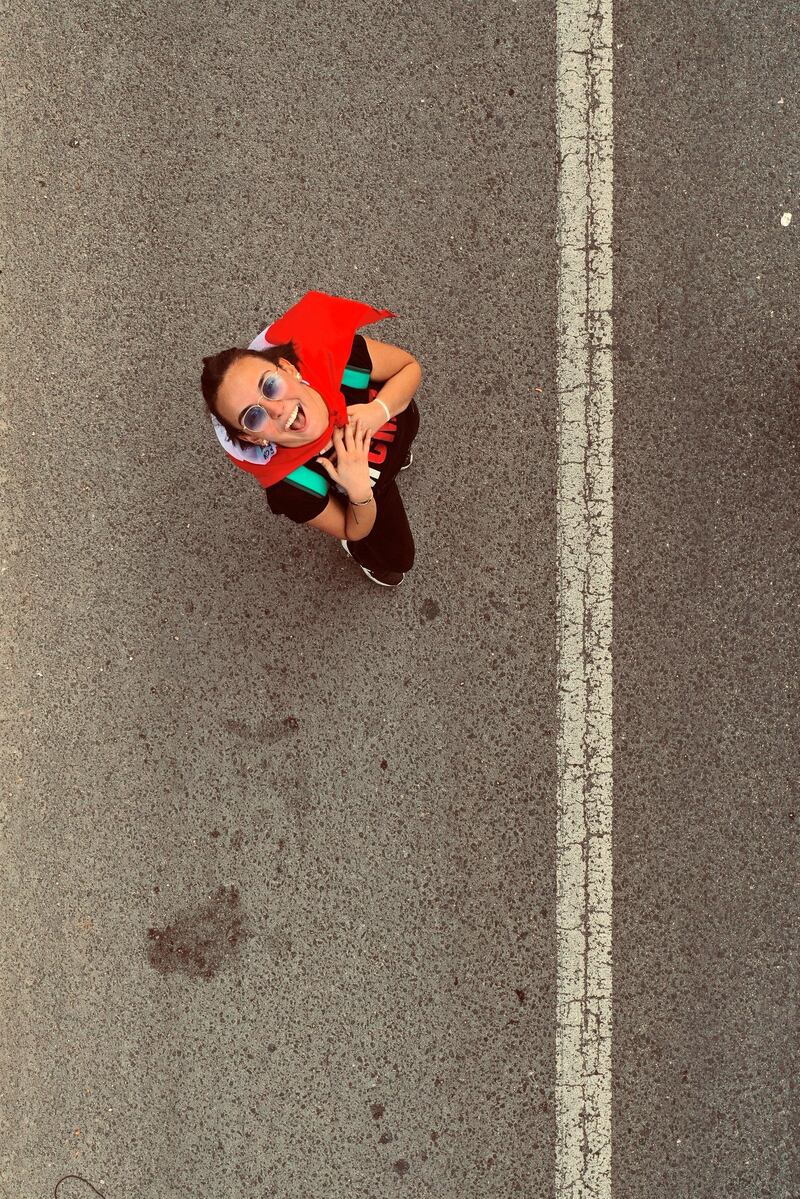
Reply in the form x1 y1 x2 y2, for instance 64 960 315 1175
555 1 614 1196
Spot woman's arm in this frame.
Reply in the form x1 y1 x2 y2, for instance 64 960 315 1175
306 493 377 541
357 335 422 427
306 341 422 540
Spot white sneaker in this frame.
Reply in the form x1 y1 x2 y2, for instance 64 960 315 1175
339 541 405 587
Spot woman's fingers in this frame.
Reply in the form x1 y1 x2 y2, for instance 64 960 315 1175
316 456 338 482
332 417 371 459
351 418 368 448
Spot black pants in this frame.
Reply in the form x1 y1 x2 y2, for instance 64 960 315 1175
345 401 419 575
346 478 415 574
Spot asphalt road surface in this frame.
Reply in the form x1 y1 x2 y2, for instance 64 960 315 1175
2 1 797 1197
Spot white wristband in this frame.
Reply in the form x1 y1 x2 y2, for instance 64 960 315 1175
374 397 391 423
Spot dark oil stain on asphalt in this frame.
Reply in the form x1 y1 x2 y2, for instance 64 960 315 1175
420 598 440 623
223 714 299 743
147 885 248 981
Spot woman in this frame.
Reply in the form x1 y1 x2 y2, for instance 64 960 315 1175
201 291 422 587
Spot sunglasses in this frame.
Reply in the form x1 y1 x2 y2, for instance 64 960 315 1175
239 371 288 433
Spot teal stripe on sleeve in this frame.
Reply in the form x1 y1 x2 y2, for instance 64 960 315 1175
341 365 370 389
284 463 330 498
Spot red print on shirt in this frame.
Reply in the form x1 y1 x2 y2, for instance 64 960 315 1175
368 417 397 467
372 420 398 445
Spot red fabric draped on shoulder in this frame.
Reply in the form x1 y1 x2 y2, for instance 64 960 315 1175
227 290 395 488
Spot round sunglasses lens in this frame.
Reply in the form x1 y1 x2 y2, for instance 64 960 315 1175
260 372 283 400
242 405 267 431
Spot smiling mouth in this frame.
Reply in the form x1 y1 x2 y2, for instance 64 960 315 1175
286 403 306 432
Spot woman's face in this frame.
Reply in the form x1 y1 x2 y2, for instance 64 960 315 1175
215 354 329 447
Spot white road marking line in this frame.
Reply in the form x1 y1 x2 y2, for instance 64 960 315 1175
555 0 614 1195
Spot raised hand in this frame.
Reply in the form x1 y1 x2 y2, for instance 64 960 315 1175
316 419 373 501
346 400 390 437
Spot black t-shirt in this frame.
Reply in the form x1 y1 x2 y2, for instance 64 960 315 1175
265 334 416 524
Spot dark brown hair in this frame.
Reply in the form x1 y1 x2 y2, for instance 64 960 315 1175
200 341 300 443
